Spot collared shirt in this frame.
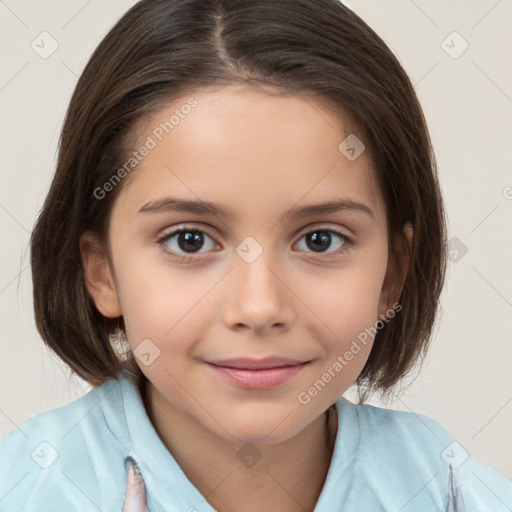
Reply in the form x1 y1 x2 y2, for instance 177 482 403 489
1 364 511 511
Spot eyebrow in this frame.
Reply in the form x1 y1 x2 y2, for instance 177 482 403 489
137 197 374 220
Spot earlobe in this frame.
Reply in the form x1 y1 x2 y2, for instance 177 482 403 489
403 222 413 251
79 232 122 318
398 221 413 296
378 222 413 319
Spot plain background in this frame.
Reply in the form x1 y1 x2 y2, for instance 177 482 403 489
0 0 511 479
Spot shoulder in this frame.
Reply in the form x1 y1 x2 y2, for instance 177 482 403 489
0 377 122 451
354 400 454 453
343 399 512 510
0 377 128 511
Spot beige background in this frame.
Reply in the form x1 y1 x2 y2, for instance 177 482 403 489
1 0 511 478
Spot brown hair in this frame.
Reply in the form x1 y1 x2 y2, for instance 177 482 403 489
30 0 447 402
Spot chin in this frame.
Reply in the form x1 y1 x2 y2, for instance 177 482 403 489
210 408 309 446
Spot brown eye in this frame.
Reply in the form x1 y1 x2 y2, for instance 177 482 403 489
295 228 350 256
157 227 218 259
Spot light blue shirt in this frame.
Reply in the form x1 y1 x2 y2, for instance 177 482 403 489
1 364 511 511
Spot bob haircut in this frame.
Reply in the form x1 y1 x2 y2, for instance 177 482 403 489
30 0 447 402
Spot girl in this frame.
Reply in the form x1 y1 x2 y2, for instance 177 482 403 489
1 0 511 510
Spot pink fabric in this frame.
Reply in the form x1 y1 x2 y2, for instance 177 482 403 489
123 458 148 512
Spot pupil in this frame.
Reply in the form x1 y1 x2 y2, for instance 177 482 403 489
308 232 331 252
179 231 203 252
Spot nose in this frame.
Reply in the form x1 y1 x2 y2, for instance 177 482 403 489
221 251 294 334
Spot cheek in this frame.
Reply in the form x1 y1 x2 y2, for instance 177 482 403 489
304 260 386 339
298 255 388 394
115 256 212 348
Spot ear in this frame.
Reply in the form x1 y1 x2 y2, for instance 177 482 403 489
79 231 122 318
377 222 413 318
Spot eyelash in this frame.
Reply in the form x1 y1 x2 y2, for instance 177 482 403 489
156 224 353 263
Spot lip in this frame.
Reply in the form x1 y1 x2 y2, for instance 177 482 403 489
207 357 309 370
205 358 310 390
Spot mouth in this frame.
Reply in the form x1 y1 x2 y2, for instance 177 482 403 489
205 358 311 390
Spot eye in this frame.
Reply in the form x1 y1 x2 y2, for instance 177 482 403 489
294 226 352 258
157 226 218 261
156 224 352 262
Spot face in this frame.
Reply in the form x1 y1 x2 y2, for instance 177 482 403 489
82 84 407 445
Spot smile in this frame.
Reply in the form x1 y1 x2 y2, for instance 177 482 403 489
205 361 310 389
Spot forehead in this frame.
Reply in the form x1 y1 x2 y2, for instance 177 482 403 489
115 84 385 226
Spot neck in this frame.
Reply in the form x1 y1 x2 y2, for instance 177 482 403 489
140 377 338 512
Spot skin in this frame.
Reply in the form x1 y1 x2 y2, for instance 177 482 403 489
82 84 412 512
